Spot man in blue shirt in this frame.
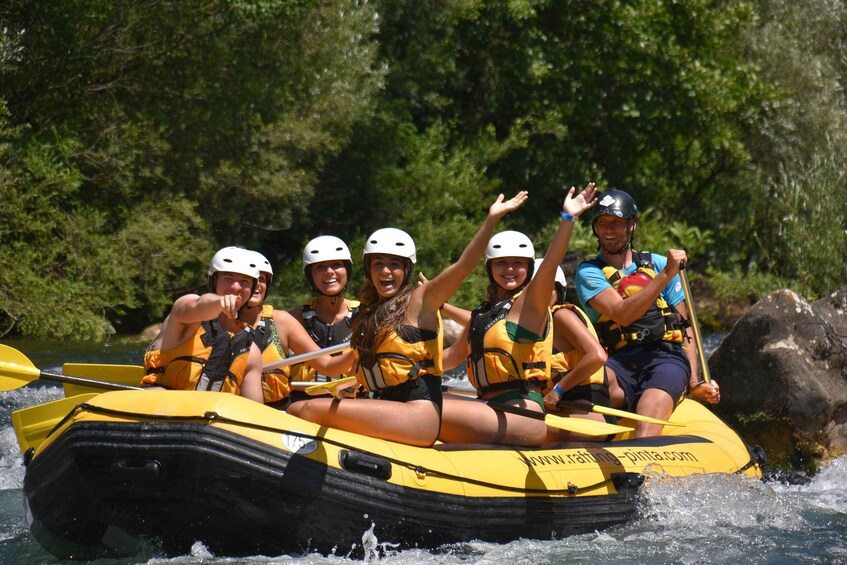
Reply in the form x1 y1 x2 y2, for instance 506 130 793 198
575 189 720 436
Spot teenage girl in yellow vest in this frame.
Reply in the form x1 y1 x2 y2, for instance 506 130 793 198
237 250 355 407
287 191 529 447
287 236 359 390
438 183 597 446
142 246 264 402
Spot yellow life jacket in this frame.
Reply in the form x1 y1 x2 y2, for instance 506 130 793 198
466 294 553 394
588 251 685 351
251 304 291 404
544 303 606 394
354 313 443 392
288 299 359 383
142 319 253 393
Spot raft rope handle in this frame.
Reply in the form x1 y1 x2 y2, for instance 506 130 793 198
68 402 613 496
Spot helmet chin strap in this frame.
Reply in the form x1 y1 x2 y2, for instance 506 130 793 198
605 244 629 256
323 291 345 304
599 232 635 256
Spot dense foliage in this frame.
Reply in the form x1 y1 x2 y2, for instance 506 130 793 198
1 0 844 340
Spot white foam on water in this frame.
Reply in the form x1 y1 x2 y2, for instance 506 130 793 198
0 386 64 491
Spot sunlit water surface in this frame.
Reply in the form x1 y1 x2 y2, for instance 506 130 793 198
1 337 845 564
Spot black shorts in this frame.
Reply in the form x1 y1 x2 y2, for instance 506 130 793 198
373 374 443 410
559 383 611 408
607 344 689 412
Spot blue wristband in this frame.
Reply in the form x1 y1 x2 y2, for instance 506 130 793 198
560 211 574 222
553 383 565 395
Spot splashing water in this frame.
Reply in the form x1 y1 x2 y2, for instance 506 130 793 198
1 340 846 564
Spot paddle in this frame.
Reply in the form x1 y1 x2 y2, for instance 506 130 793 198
290 376 359 398
444 385 676 427
262 342 350 371
62 363 146 397
12 393 99 454
0 344 141 392
53 343 354 397
442 392 633 436
679 264 712 383
556 400 683 427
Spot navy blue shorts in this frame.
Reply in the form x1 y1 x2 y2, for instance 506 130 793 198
607 345 689 412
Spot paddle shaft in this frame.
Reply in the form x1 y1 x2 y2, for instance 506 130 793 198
37 371 140 391
679 266 711 383
262 342 350 371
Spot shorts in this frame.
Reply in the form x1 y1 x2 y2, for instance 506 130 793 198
488 389 545 411
607 344 689 412
559 383 612 408
373 374 443 410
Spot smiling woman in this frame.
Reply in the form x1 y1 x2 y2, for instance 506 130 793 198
437 184 598 447
287 192 529 446
286 236 360 390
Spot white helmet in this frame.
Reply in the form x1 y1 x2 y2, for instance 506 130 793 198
486 231 535 262
303 236 352 266
208 246 260 280
248 250 274 281
363 228 417 264
532 258 566 287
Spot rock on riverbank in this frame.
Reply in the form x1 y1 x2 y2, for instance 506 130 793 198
711 287 847 473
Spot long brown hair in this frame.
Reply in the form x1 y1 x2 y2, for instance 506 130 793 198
351 255 415 367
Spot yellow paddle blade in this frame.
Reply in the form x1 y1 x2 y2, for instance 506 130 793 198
300 377 358 398
62 363 145 397
588 404 683 427
485 400 633 437
12 393 99 454
557 400 683 427
543 413 633 436
0 345 42 391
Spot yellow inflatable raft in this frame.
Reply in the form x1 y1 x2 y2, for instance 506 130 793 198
21 389 763 559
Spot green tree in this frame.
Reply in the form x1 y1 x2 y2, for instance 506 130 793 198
725 0 847 298
0 0 383 338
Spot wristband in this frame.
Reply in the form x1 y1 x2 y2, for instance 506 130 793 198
560 211 574 222
553 383 565 395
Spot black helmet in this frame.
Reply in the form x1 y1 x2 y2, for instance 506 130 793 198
593 189 638 255
593 189 638 222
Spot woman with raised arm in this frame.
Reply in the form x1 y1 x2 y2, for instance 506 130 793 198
438 184 597 446
287 191 528 446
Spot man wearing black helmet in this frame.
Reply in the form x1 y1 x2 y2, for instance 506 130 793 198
575 189 720 437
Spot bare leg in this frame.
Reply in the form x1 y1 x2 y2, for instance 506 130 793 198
287 397 440 447
633 388 675 438
606 367 626 409
439 397 547 446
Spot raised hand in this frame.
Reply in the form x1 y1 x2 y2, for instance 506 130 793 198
489 190 529 219
563 182 597 218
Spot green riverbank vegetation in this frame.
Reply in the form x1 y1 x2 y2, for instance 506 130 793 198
1 0 845 341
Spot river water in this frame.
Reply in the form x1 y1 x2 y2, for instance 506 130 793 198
1 338 846 564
